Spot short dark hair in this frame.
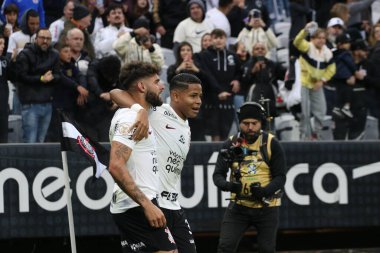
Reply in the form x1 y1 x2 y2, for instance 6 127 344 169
99 55 121 81
27 9 39 18
105 2 123 16
218 0 233 8
119 62 159 90
4 3 19 14
36 28 50 37
170 73 201 91
58 43 70 51
211 28 226 38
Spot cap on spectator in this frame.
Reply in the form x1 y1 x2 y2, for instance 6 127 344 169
327 17 344 28
133 17 150 30
249 9 261 18
73 4 90 20
336 32 351 44
351 39 369 51
187 0 205 13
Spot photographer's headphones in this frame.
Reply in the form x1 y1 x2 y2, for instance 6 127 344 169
237 102 267 124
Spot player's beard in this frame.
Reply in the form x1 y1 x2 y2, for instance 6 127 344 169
146 90 163 107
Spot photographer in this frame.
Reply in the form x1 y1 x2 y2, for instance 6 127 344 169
113 17 164 69
213 102 286 253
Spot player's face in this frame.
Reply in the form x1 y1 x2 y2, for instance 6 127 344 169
176 83 202 119
144 74 164 107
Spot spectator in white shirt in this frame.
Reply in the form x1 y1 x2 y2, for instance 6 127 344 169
206 0 235 39
173 0 214 53
94 2 132 58
49 0 75 46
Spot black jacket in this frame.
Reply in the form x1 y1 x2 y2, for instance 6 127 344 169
241 56 286 116
197 47 241 105
16 43 60 104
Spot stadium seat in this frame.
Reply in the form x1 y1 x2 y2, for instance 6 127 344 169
161 47 176 67
363 115 379 139
8 115 23 143
311 115 334 140
274 21 291 37
275 113 300 141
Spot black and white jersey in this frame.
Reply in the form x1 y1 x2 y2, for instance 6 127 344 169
109 108 159 213
149 104 191 210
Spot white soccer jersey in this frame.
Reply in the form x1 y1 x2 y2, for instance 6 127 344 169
149 104 191 210
109 108 159 213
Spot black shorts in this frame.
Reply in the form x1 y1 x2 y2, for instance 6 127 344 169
112 200 177 252
162 208 197 253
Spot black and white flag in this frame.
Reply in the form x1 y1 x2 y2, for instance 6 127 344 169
59 110 109 178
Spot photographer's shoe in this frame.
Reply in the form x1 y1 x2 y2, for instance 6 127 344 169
341 107 353 118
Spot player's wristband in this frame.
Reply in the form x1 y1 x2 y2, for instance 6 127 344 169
131 103 143 112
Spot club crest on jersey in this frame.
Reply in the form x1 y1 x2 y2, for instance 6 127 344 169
247 164 257 174
76 136 95 158
165 227 176 244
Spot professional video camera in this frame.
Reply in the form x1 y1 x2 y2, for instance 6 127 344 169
220 146 245 163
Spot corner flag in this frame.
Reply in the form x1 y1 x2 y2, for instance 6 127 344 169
58 110 109 178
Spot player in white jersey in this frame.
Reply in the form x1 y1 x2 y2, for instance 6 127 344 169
108 62 177 253
111 73 202 253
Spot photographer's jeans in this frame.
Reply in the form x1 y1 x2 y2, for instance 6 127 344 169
21 103 52 143
217 202 279 253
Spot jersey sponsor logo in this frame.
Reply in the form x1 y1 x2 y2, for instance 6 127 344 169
161 191 178 202
121 240 146 251
165 124 175 130
165 227 176 244
179 135 185 144
164 110 178 120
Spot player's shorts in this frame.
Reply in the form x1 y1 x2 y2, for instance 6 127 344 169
112 199 177 252
162 207 197 253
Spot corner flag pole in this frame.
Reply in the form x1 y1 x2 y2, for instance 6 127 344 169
61 151 77 253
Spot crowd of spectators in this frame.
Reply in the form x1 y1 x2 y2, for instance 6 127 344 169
0 0 379 143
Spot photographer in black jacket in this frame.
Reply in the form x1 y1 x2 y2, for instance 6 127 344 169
213 102 286 253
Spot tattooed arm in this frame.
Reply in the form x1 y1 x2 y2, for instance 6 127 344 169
109 141 166 228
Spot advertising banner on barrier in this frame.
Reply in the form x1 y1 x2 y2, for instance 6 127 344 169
0 142 380 239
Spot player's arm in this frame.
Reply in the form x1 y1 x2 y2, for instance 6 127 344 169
110 89 149 140
109 141 166 228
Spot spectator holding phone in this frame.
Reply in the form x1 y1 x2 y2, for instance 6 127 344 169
241 42 286 129
237 9 277 59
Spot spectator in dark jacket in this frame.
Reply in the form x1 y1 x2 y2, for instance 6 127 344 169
152 0 188 49
76 55 121 141
241 42 286 127
331 32 356 121
0 35 10 143
46 43 89 142
15 28 60 143
197 28 241 141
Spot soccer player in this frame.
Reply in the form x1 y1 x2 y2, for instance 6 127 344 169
108 62 177 253
111 73 202 253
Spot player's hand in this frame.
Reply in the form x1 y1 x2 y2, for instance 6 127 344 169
129 109 149 141
143 202 167 228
